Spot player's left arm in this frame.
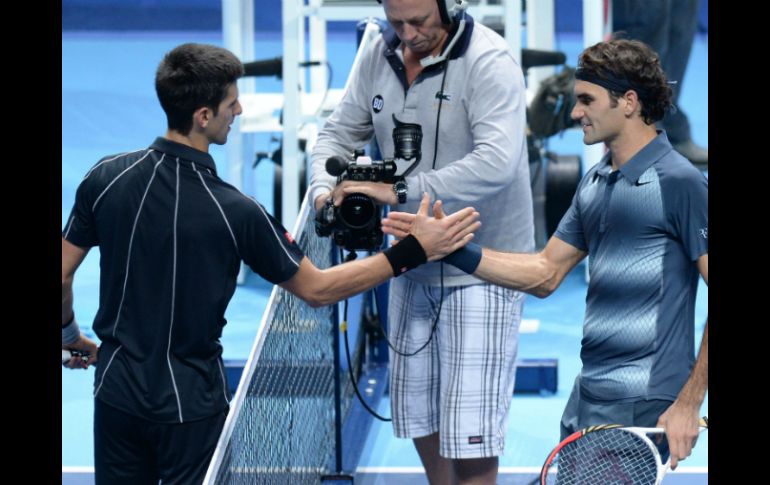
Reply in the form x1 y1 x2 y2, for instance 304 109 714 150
62 237 99 368
657 253 708 469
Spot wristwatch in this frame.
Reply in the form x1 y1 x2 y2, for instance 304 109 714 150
393 180 408 204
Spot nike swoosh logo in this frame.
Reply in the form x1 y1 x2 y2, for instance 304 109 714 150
636 180 653 186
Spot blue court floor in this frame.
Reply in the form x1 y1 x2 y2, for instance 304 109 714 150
62 27 708 484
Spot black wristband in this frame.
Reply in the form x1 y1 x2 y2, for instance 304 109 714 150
382 235 428 276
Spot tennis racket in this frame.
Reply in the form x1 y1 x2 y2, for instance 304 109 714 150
539 416 708 485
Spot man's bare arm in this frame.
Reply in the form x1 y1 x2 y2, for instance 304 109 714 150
282 194 479 307
657 254 708 469
62 237 99 367
475 237 587 297
384 208 586 297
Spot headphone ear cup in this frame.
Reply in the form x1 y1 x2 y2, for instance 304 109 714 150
380 1 455 25
380 0 456 25
437 0 452 25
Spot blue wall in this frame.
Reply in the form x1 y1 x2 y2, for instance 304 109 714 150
554 0 707 33
62 0 707 33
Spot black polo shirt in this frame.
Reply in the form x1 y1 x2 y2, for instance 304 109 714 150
63 137 304 423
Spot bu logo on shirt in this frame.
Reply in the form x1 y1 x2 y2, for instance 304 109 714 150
699 227 708 239
372 95 384 113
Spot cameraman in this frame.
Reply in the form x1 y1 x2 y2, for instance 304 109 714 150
309 1 533 484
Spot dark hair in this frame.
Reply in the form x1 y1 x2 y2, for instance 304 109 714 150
155 43 244 135
578 38 672 124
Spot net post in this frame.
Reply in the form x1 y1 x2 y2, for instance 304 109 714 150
321 248 355 483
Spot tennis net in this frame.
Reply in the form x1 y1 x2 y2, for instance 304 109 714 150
204 198 359 484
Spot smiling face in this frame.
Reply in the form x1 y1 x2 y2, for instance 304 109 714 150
570 80 627 146
204 83 242 146
384 0 449 58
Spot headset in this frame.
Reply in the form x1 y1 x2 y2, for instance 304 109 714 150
376 0 468 26
435 0 469 25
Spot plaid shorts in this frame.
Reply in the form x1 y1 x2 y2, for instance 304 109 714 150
388 277 524 459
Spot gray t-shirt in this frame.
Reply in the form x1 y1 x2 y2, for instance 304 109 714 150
310 16 534 286
555 131 708 403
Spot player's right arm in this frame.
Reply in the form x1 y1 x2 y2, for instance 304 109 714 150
473 236 587 298
281 195 479 306
383 208 586 297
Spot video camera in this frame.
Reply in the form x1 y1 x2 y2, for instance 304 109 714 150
315 115 422 251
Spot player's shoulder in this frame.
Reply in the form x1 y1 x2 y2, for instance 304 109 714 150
654 151 707 193
84 147 151 180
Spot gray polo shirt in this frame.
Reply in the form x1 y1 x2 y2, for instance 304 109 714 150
310 15 534 286
555 131 708 403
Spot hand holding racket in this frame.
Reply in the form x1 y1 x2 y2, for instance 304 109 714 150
62 334 99 369
656 404 706 470
539 417 708 485
62 349 92 367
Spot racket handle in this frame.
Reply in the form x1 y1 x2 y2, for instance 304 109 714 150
62 349 93 366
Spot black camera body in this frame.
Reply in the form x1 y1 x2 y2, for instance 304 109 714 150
315 152 401 251
315 116 422 251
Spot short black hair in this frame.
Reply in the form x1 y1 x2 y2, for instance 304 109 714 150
155 43 244 135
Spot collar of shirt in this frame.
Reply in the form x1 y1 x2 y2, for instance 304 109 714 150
382 13 475 71
150 137 218 174
595 130 674 183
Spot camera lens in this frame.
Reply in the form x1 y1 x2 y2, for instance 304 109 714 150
393 125 422 161
392 115 423 162
339 194 377 229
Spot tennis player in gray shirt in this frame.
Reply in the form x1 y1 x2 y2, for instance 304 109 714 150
384 38 708 472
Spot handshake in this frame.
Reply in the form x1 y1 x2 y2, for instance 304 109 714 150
315 181 483 273
383 193 483 273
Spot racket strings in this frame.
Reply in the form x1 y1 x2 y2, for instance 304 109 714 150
545 429 659 484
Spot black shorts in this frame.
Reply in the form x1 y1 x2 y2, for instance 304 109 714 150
94 398 227 485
